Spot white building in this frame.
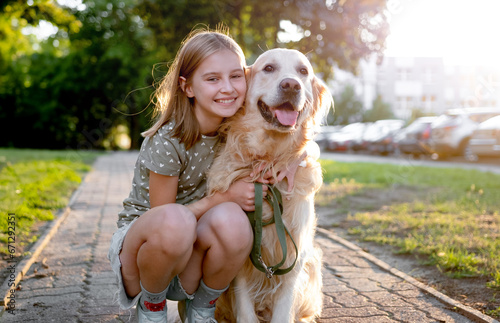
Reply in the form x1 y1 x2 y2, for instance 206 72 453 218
336 56 500 121
376 57 446 119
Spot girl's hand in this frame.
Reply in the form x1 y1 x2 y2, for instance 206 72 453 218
279 142 319 191
256 141 319 192
250 152 307 193
275 150 307 192
224 177 268 212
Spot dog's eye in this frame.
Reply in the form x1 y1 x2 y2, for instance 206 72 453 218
299 68 309 75
264 65 274 72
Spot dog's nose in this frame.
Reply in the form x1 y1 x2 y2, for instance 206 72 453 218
280 78 301 93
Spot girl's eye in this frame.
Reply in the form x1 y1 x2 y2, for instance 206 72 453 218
299 68 308 75
231 74 243 79
264 65 274 72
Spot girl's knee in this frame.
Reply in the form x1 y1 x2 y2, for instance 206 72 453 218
210 202 253 249
145 204 197 253
156 204 195 227
212 202 249 228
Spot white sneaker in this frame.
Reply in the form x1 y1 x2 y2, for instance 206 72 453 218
178 299 217 323
136 303 167 323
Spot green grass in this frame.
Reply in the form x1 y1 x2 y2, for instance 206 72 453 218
0 148 100 168
0 148 103 255
320 159 500 289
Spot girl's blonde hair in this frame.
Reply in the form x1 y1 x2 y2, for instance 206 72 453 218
142 26 246 150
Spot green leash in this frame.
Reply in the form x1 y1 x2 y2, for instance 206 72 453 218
246 183 298 278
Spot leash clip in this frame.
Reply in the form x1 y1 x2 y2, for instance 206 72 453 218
258 256 274 279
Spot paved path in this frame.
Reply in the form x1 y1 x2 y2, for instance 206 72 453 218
1 152 497 322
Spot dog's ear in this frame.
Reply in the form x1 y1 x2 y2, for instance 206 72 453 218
240 65 254 115
312 76 334 127
245 65 253 84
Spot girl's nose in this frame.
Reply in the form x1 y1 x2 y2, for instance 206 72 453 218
220 78 235 93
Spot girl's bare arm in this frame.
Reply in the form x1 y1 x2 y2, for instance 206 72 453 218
149 171 261 221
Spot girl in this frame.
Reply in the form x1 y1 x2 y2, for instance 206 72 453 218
108 27 261 323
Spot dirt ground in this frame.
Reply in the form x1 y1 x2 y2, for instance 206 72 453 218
316 184 500 320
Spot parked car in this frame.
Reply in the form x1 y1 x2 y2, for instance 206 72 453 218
325 122 369 152
464 115 500 161
394 116 437 156
314 125 342 150
367 127 404 155
361 119 405 153
429 107 500 158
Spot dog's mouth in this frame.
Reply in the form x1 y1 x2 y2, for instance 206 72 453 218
258 100 300 129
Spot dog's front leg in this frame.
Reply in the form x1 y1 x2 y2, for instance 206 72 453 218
234 275 259 323
270 278 296 323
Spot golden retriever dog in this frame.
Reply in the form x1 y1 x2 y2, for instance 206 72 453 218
207 48 333 323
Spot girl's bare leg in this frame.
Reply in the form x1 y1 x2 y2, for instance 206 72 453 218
179 202 253 294
119 204 197 296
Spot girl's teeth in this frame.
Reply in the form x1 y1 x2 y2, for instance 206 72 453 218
217 99 235 103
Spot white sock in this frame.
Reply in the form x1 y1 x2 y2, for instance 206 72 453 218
139 281 168 312
192 279 228 308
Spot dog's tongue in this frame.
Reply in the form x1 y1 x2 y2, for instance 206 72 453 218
275 109 299 126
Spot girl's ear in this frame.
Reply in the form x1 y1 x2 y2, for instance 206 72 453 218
179 76 194 98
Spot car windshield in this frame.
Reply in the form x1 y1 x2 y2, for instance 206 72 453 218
363 124 380 137
469 112 500 123
404 121 427 133
479 115 500 129
432 114 459 128
341 123 365 133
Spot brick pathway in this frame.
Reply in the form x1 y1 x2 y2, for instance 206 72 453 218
0 152 497 322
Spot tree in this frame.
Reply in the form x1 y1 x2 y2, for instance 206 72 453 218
61 0 155 150
363 94 394 122
0 0 153 149
275 0 389 78
332 84 363 125
135 0 389 76
115 0 390 146
0 0 81 147
1 0 391 149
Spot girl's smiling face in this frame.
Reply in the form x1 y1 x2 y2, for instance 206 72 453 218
182 49 246 135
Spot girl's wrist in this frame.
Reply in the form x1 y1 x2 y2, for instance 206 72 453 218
187 193 219 220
